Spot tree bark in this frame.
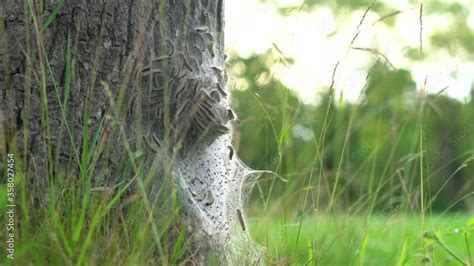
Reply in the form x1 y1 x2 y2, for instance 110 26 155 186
0 0 262 264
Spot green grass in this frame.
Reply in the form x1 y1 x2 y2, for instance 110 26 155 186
249 214 474 265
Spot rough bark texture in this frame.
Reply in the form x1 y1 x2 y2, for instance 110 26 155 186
0 0 262 264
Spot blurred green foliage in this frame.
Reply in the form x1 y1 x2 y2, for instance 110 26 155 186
230 0 474 217
229 51 473 213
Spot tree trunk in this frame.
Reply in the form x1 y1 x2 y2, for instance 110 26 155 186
0 0 262 264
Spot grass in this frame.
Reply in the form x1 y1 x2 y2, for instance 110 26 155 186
249 213 474 265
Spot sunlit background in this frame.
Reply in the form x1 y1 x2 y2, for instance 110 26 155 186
226 0 474 103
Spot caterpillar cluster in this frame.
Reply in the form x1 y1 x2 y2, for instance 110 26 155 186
127 35 233 153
